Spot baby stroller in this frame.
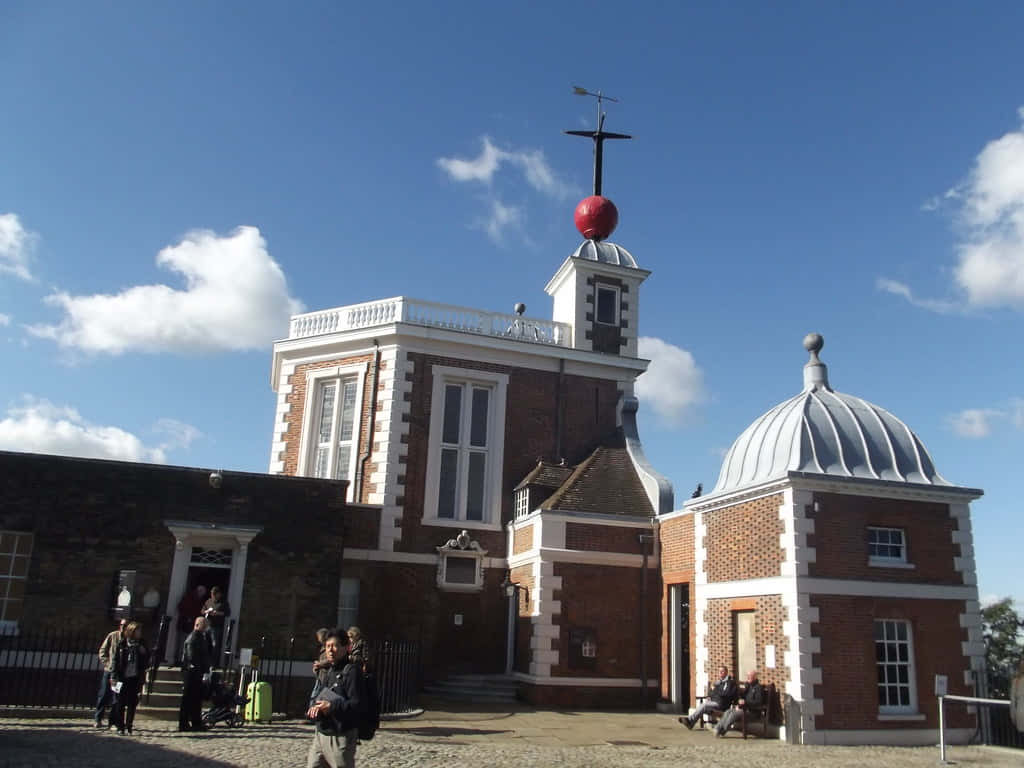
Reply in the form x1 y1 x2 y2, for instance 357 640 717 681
202 671 247 728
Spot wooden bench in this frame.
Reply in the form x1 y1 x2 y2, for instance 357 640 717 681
695 683 775 738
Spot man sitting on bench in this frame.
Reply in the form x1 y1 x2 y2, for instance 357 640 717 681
715 670 765 737
680 665 737 729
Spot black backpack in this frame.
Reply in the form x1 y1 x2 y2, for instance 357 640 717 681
358 670 380 741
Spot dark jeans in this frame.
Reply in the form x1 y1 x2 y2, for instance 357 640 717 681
94 670 113 724
207 626 223 667
178 669 205 730
111 677 141 732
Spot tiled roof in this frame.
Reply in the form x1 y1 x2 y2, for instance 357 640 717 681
540 432 655 517
514 462 575 492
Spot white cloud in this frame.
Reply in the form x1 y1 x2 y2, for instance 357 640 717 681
480 199 523 242
0 313 9 326
438 137 575 200
1011 398 1024 429
875 278 960 314
635 336 706 426
28 226 303 354
0 212 37 281
889 108 1024 312
948 408 1001 438
0 397 198 463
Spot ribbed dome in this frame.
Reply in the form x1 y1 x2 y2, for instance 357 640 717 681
711 334 950 496
572 239 638 269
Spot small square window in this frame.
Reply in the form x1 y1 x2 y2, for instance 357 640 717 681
868 527 906 563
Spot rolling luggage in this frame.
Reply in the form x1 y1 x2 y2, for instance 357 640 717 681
244 669 272 723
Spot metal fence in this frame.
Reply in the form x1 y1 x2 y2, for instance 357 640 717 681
939 694 1023 760
0 628 102 709
248 634 420 717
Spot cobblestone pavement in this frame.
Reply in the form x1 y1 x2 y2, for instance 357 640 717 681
1 711 1020 768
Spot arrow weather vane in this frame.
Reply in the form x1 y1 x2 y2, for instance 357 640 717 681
565 86 632 196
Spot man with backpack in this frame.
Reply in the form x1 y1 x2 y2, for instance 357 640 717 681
306 628 365 768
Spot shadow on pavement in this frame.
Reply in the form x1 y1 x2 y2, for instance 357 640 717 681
385 725 514 738
0 727 237 767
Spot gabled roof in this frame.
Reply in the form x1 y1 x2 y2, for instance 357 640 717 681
539 432 655 517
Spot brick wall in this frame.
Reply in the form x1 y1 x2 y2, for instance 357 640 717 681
809 594 974 730
705 493 784 583
659 514 694 574
807 493 961 584
513 525 534 555
511 564 534 675
703 595 790 694
0 451 348 648
565 522 645 554
399 352 621 557
551 562 660 682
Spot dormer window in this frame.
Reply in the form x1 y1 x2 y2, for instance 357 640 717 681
515 488 530 519
595 285 619 325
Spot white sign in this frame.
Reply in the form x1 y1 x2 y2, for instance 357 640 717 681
454 614 463 626
934 674 948 697
239 648 253 666
765 644 776 669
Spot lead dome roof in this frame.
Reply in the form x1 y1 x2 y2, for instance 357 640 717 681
710 334 952 496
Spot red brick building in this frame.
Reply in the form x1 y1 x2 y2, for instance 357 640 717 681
657 333 984 745
267 226 673 705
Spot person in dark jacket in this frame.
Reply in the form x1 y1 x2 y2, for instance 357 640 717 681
306 628 363 768
715 670 766 737
680 665 738 729
178 616 211 732
110 621 149 734
201 586 230 667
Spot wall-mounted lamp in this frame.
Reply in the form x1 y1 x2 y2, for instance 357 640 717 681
209 470 223 489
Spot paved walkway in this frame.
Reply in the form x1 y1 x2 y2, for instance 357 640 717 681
1 708 1020 767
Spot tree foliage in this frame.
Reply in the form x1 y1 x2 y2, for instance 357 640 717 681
981 598 1024 699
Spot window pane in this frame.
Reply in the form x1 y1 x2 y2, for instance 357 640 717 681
466 452 486 520
438 449 458 518
318 383 336 444
315 447 331 479
874 621 885 640
470 388 489 447
596 287 617 324
335 445 352 482
339 379 357 441
442 385 462 445
445 556 476 584
896 622 907 641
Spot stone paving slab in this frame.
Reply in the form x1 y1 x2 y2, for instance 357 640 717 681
0 710 1020 767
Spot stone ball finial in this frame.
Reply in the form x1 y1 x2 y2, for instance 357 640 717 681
803 333 824 354
514 302 526 316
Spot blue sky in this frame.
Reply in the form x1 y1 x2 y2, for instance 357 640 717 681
1 2 1021 605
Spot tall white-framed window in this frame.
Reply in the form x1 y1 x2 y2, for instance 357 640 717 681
595 284 620 325
424 366 507 529
868 526 907 564
874 619 917 713
0 531 33 634
298 364 366 500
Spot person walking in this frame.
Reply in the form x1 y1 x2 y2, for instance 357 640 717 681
93 618 126 728
110 621 149 735
306 629 364 768
178 616 211 732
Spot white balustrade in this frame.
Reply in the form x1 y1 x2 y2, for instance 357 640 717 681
288 297 570 348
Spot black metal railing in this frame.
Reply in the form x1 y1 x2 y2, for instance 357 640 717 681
244 634 419 717
144 615 171 702
0 628 103 709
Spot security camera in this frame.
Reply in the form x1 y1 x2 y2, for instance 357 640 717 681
209 471 223 489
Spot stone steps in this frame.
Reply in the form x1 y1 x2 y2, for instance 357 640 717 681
422 673 519 703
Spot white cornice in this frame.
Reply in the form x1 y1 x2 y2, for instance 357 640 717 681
508 546 658 569
544 255 651 296
700 574 978 602
271 324 648 391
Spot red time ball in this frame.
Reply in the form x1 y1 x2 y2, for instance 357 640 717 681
574 195 618 240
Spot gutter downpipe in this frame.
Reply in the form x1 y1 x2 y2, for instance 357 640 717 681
354 340 381 503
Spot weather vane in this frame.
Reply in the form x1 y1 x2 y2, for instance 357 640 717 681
565 86 632 196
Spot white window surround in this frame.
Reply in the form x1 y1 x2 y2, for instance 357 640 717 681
297 364 366 501
594 283 620 326
424 365 507 531
515 489 530 520
435 529 488 592
875 618 918 715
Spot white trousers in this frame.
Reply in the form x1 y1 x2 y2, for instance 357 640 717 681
307 727 358 768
